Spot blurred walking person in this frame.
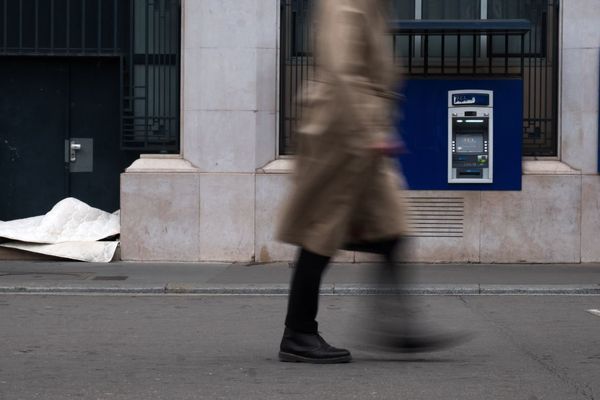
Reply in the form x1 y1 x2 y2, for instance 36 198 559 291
277 0 467 364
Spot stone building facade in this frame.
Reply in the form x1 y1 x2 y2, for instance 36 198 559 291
120 0 600 263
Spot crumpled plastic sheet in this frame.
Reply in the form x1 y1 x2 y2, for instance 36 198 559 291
0 241 119 263
0 198 120 263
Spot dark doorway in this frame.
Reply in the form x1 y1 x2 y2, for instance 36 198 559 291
0 57 140 221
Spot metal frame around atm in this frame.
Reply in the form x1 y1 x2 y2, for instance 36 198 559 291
448 89 494 184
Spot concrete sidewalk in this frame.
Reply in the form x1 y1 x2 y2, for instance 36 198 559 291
1 261 600 295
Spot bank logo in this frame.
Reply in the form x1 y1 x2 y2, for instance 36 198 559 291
452 93 490 107
453 96 476 105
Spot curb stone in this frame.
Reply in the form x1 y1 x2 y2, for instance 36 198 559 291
1 284 600 295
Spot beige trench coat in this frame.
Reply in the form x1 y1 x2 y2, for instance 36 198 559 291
276 0 407 257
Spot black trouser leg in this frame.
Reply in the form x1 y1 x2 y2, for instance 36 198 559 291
375 238 405 287
347 237 404 284
284 248 331 334
352 237 417 335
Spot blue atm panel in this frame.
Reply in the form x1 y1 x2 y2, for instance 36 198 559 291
396 79 523 191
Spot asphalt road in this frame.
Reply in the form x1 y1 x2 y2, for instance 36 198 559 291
1 294 599 400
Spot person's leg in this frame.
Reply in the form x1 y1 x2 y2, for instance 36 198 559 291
354 237 414 332
284 247 330 333
347 237 406 288
279 247 352 363
358 237 473 353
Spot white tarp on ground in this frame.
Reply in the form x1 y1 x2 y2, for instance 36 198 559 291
0 198 119 263
0 241 119 263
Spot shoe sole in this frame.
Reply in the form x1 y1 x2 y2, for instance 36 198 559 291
278 351 352 364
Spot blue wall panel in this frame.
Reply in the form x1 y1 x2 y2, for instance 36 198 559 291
395 79 523 191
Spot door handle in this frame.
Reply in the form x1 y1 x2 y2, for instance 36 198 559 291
70 141 82 162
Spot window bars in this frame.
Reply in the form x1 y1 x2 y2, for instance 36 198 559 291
0 0 181 153
0 0 127 56
121 0 180 152
279 0 559 157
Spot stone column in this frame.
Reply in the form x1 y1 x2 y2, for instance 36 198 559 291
560 0 600 173
560 0 600 262
121 0 279 262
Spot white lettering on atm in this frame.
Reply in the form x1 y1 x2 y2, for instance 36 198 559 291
453 96 476 105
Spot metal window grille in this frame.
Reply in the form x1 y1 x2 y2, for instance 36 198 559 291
121 0 180 152
0 0 181 153
0 0 127 56
279 0 559 157
390 20 530 77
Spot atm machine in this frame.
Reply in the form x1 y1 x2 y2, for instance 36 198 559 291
396 80 521 191
448 90 493 184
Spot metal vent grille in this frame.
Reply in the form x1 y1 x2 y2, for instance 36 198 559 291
405 197 465 238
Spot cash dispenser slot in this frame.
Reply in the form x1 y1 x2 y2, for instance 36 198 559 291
457 169 483 178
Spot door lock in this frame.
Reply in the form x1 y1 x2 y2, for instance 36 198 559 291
65 138 94 172
69 141 81 162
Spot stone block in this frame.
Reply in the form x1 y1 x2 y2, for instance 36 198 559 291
256 48 278 112
562 0 600 50
255 173 296 262
183 110 257 172
121 173 200 261
183 47 257 111
255 111 277 169
561 110 599 174
561 48 600 114
257 0 279 49
199 174 255 261
560 48 599 173
480 175 582 263
183 0 258 50
582 176 600 262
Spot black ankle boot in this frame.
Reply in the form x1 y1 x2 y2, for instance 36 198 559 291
279 327 352 364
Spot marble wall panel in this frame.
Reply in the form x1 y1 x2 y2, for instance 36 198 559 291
121 173 200 261
183 110 257 172
562 0 600 50
183 0 258 50
183 47 257 112
256 48 278 112
255 110 278 170
480 176 582 263
255 173 296 262
581 176 600 262
199 173 255 261
257 0 279 50
560 48 600 173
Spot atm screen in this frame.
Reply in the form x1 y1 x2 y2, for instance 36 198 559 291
456 134 484 153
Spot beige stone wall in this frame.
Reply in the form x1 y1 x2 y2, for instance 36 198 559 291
253 171 588 264
121 0 278 262
119 0 600 263
559 0 600 262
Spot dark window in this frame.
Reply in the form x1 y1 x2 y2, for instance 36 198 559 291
121 0 181 152
0 0 127 55
280 0 559 157
0 0 181 153
422 0 482 59
489 0 558 155
422 0 480 19
390 0 415 19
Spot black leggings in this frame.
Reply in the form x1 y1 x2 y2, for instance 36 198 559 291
284 238 401 334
